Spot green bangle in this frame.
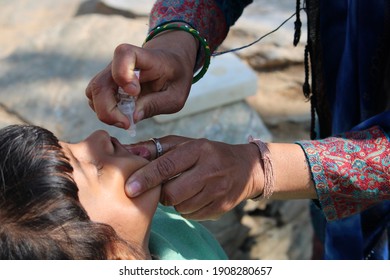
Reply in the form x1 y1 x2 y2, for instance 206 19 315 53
144 22 211 84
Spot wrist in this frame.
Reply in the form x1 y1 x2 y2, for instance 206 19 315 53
245 142 266 200
266 143 316 199
144 22 210 83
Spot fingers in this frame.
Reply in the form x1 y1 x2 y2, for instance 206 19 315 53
124 136 197 198
134 85 190 122
127 135 191 160
86 44 156 127
124 153 189 198
126 137 249 220
131 54 193 122
112 44 141 95
87 42 194 125
160 174 212 213
85 64 129 128
161 171 232 221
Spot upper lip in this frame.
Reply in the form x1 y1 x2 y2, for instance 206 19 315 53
110 137 132 155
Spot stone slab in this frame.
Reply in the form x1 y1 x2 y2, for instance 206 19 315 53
0 0 85 59
101 0 154 16
153 53 258 123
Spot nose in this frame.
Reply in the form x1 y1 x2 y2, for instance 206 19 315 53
85 130 111 143
81 130 114 154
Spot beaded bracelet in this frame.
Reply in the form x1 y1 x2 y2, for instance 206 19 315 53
144 22 211 84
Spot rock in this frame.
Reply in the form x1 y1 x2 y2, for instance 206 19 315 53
0 105 26 129
153 53 258 123
100 0 154 16
0 0 84 58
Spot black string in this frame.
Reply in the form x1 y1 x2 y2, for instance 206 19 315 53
294 0 302 46
212 7 305 57
303 45 311 98
310 94 317 140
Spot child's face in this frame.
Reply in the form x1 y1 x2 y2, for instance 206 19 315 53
60 130 160 258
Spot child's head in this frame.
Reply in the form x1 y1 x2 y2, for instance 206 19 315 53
0 125 160 259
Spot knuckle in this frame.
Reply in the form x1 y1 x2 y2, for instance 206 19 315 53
155 157 176 179
220 202 232 214
165 94 186 114
197 137 210 145
137 171 156 190
88 80 105 97
197 138 213 152
87 99 95 111
219 197 236 216
114 43 131 56
85 79 104 100
169 99 185 113
85 83 92 98
143 99 159 118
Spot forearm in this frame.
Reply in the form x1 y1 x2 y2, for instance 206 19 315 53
251 125 390 221
146 0 253 76
149 0 251 53
266 143 317 200
297 125 390 221
247 140 317 201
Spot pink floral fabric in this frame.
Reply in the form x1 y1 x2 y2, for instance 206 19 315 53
149 0 228 53
297 126 390 221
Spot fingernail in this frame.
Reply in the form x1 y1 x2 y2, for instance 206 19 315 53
126 180 142 197
123 82 138 94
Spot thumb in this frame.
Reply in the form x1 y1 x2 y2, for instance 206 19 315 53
111 44 142 96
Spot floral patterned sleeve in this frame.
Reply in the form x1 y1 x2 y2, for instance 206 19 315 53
149 0 253 53
296 126 390 222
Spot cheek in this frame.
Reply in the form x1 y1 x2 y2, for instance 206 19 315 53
86 180 161 246
76 155 161 244
82 166 161 238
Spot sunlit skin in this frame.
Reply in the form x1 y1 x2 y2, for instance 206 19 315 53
60 130 160 259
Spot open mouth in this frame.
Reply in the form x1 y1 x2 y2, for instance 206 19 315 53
111 137 152 160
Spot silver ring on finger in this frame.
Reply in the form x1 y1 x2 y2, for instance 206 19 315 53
150 138 163 158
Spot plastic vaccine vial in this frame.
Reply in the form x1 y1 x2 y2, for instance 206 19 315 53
117 69 140 137
117 87 136 137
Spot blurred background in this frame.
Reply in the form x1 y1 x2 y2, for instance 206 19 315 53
0 0 313 259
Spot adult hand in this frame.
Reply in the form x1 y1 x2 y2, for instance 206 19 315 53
126 136 264 220
86 30 198 129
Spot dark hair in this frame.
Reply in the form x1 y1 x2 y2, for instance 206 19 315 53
0 125 144 259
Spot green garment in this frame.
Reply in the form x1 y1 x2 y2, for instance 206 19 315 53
149 204 228 260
